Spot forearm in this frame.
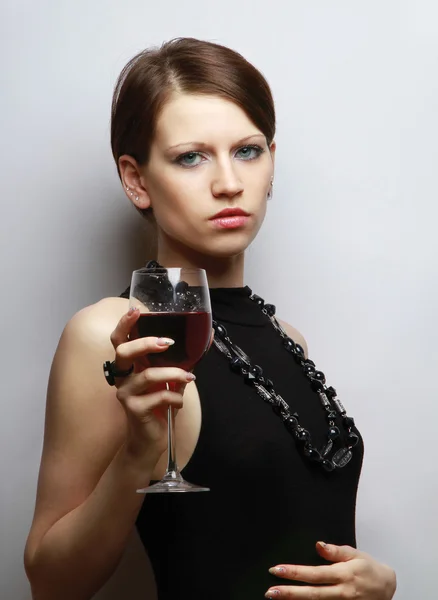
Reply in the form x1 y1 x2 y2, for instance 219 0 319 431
27 444 157 600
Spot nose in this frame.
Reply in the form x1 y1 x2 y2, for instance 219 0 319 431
211 162 244 199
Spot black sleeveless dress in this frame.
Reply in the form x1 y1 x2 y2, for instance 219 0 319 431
130 287 364 599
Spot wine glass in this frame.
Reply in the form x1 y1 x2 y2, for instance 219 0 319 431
129 267 212 493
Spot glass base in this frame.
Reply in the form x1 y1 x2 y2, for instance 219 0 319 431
136 471 210 494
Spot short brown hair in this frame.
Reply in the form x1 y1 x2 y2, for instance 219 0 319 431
110 37 276 179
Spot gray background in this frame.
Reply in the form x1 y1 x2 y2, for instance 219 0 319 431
1 1 437 598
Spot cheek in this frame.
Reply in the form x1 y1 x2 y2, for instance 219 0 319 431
157 167 204 203
152 181 203 236
252 203 267 240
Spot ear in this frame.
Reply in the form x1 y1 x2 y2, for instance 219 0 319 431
118 155 152 210
269 140 276 182
269 139 276 163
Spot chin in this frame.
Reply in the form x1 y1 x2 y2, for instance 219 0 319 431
167 216 264 260
190 231 259 259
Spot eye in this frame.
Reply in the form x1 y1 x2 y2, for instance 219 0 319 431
235 145 264 160
176 152 204 168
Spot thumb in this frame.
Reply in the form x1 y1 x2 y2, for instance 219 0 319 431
208 328 215 350
316 542 361 562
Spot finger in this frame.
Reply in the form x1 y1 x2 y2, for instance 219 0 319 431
208 328 214 351
269 563 343 585
265 584 341 599
121 387 185 416
316 542 363 563
115 336 174 372
119 367 195 397
110 307 141 349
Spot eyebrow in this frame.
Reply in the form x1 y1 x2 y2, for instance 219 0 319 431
165 133 266 153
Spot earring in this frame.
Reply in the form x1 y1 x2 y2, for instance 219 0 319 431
268 176 274 200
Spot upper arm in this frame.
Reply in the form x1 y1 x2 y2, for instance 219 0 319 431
25 298 129 559
277 319 309 358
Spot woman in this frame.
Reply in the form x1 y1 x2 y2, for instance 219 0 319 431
24 38 396 599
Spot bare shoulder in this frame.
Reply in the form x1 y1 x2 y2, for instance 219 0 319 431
65 296 129 345
277 319 309 358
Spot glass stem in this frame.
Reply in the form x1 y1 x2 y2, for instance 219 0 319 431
165 383 181 480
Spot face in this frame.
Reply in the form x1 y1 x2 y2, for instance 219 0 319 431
127 93 275 259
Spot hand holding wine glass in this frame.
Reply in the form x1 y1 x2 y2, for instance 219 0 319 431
109 310 193 457
108 267 212 493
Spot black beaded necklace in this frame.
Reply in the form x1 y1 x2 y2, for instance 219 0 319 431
144 262 359 472
212 291 359 473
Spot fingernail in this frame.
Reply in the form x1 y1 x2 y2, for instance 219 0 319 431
186 372 196 381
265 590 280 598
268 567 285 575
128 306 139 315
157 337 175 346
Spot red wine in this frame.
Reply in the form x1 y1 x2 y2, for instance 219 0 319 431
131 312 212 371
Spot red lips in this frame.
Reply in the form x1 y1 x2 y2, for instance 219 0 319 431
210 208 250 220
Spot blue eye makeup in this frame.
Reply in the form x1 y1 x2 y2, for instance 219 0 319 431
174 144 265 168
176 152 204 167
235 145 265 160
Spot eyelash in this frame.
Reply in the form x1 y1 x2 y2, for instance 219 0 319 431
175 144 265 168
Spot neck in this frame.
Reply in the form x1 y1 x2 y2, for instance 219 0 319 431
156 232 245 288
